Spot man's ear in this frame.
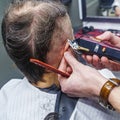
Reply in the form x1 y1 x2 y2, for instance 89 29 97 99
64 41 69 52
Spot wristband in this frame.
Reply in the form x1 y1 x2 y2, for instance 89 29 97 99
99 78 120 110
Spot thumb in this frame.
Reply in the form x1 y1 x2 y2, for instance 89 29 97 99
58 55 67 72
97 31 120 47
64 51 81 69
96 31 111 41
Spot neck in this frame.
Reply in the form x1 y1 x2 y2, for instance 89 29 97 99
33 72 60 88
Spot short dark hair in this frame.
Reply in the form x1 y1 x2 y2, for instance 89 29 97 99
2 1 67 83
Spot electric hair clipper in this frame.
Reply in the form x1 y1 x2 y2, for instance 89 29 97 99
68 37 120 63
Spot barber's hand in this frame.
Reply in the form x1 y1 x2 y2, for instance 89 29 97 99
82 54 120 71
82 31 120 71
58 51 107 97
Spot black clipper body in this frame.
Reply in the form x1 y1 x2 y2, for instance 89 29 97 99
68 37 120 62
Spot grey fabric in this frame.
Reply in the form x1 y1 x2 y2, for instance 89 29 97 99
70 98 120 120
55 92 78 120
40 85 78 120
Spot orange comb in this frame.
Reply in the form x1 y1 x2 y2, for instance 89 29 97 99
30 58 69 78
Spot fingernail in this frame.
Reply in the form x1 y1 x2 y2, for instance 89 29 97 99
64 51 69 56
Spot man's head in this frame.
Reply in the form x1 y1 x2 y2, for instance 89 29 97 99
2 0 74 83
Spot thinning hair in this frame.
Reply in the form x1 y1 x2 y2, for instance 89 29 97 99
2 0 67 83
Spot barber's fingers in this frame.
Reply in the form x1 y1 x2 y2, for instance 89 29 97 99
64 51 84 70
97 31 120 47
90 55 104 69
82 54 106 69
92 55 99 66
82 54 99 65
84 55 93 64
97 31 112 41
66 66 72 74
58 56 67 72
101 57 120 71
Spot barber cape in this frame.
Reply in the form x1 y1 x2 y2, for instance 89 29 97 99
0 69 120 120
0 77 78 120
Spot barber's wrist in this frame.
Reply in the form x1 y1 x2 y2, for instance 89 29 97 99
108 86 120 111
94 77 108 97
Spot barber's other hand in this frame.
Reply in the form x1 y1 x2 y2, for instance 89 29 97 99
82 31 120 71
58 51 107 97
